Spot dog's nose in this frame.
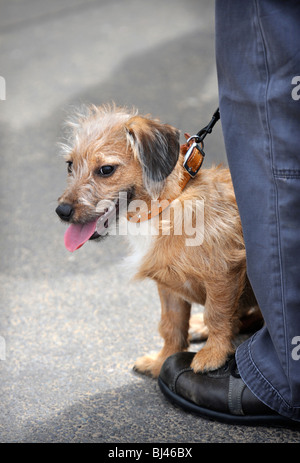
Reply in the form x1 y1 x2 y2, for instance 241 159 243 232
56 203 74 222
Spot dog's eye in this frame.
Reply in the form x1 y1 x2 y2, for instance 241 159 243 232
66 161 73 174
96 165 116 177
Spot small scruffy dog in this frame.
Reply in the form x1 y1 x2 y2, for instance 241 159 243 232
56 104 262 377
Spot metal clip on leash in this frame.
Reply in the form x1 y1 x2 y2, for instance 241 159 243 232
183 108 220 177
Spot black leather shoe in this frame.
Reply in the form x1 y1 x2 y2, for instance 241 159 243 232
158 352 294 425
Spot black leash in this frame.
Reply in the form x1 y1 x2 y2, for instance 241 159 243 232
187 107 220 146
183 108 220 178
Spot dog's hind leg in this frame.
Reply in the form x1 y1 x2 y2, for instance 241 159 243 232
189 305 263 342
133 284 191 378
189 312 209 342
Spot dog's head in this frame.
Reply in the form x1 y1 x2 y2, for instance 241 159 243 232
56 104 180 251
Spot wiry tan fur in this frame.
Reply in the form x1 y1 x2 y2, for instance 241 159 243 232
57 104 262 378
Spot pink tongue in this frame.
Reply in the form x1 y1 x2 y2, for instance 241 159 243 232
64 219 98 252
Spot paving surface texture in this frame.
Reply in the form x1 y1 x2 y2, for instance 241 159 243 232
0 0 299 443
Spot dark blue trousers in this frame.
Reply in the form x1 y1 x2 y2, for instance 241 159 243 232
215 0 300 421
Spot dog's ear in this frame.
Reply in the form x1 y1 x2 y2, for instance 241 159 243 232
125 115 180 197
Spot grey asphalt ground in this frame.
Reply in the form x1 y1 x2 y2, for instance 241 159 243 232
0 0 299 445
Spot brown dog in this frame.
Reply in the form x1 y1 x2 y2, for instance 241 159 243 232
56 104 262 377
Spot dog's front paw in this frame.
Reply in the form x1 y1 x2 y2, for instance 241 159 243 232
133 353 164 378
191 344 235 373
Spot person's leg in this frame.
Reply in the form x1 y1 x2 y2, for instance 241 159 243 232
158 0 300 423
216 0 300 420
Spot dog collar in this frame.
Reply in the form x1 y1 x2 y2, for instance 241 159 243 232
127 107 219 223
127 137 205 223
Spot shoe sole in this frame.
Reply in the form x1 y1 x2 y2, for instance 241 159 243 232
158 376 296 427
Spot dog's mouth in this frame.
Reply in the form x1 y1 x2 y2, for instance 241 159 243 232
64 200 119 252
